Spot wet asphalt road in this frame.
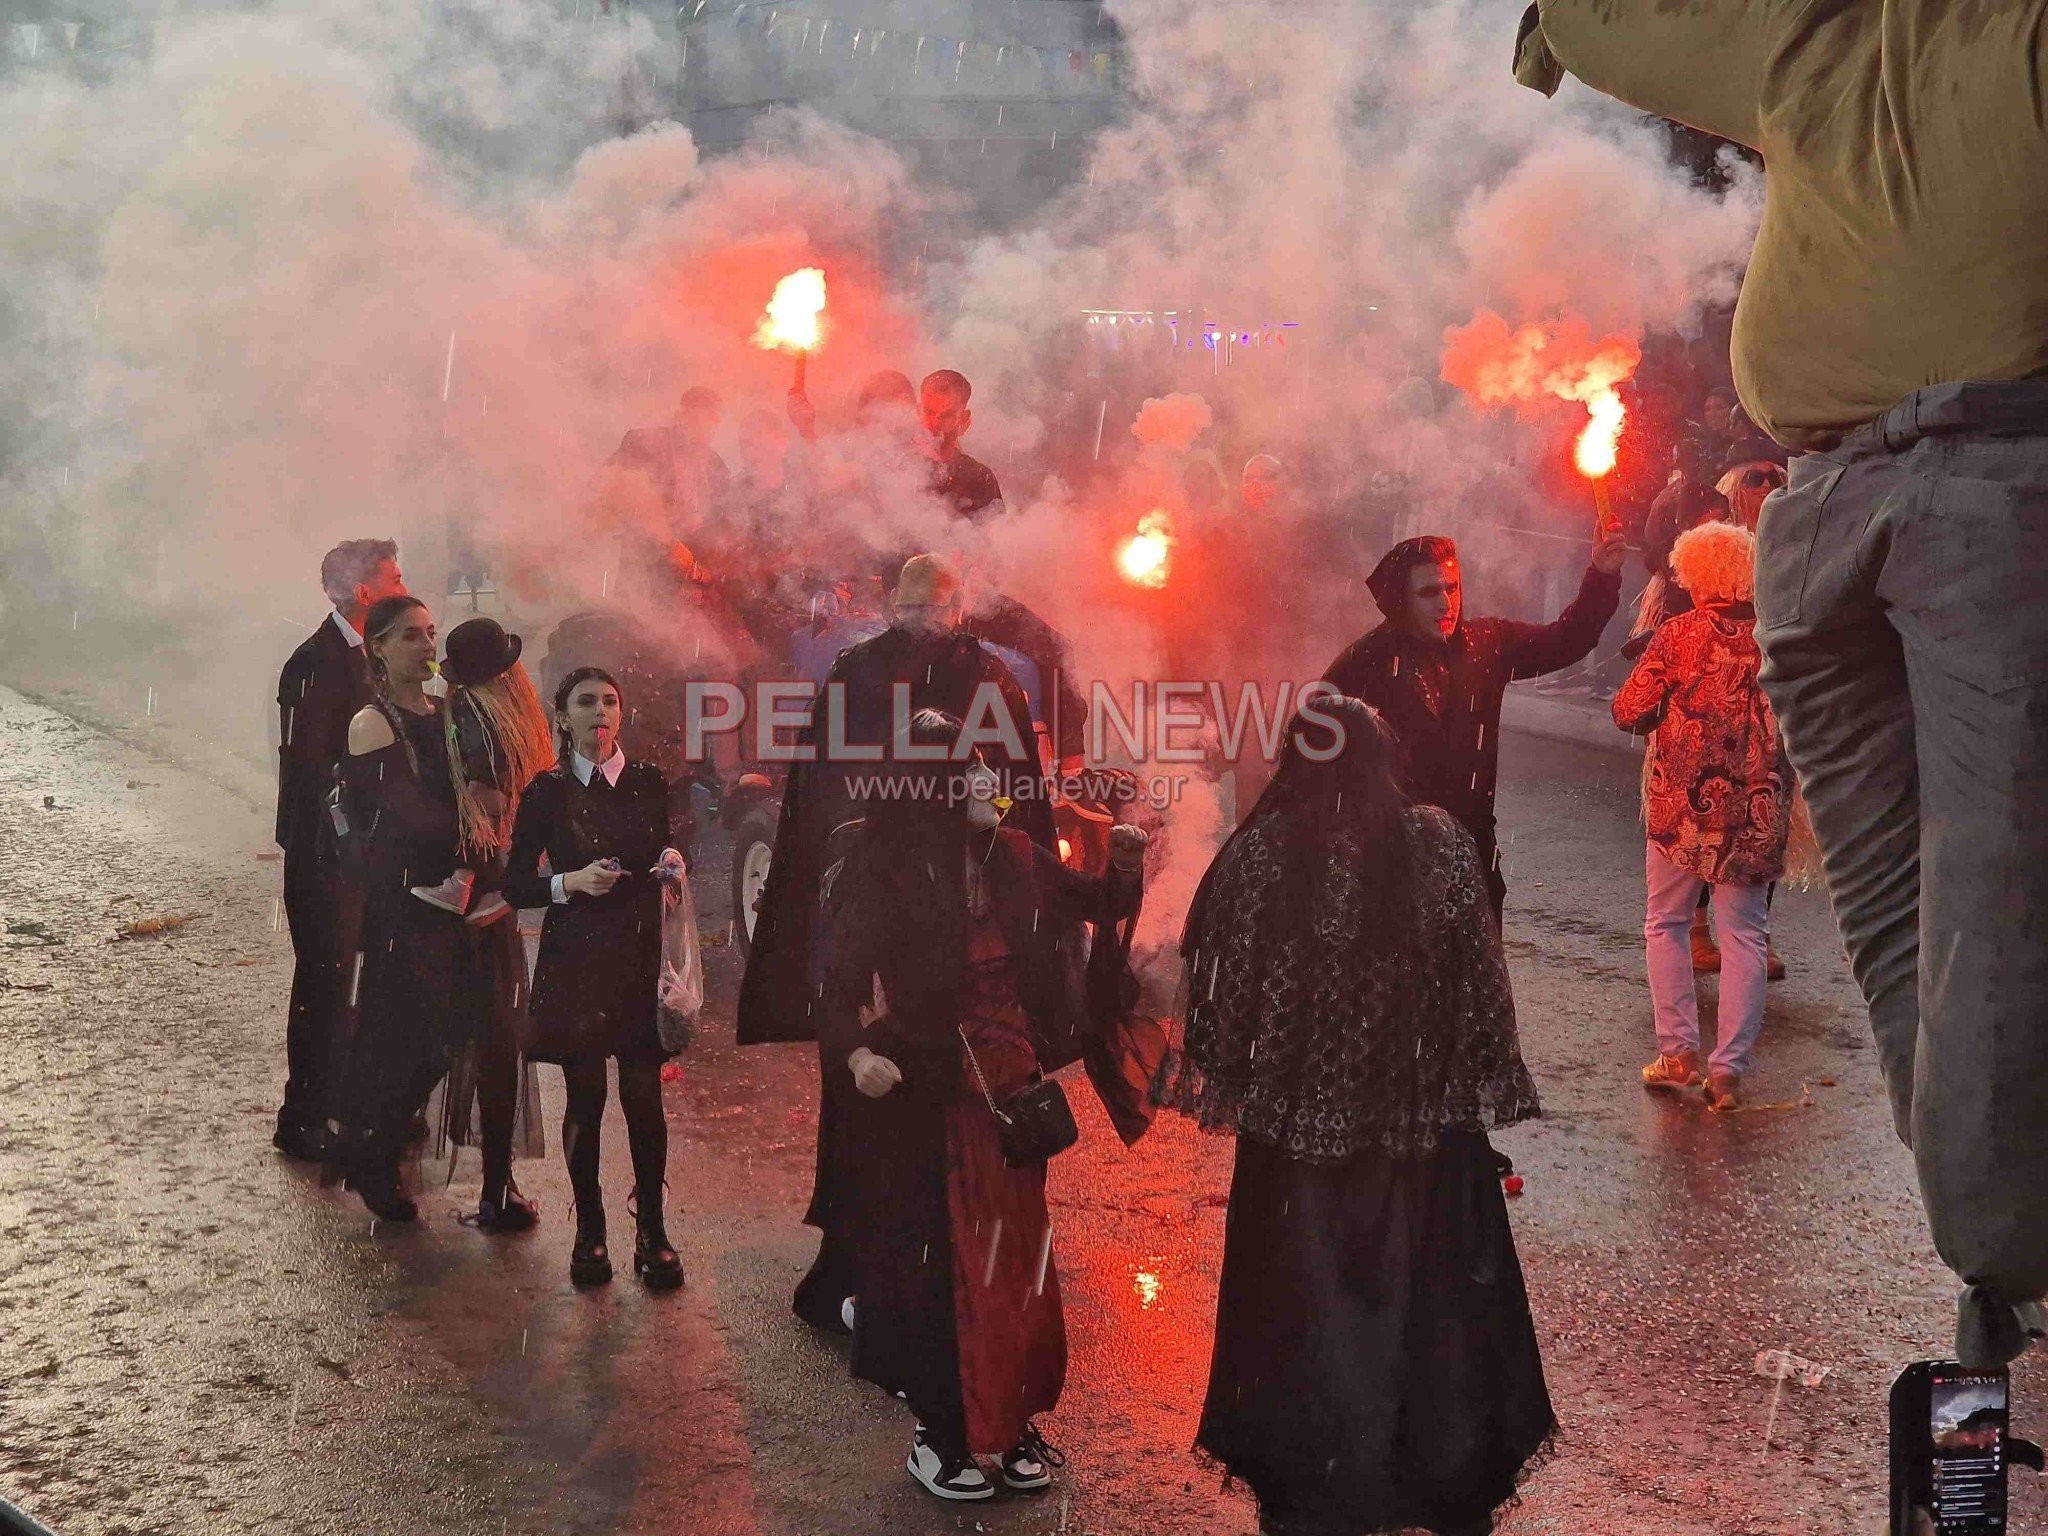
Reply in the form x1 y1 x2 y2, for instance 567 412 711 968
3 677 2045 1536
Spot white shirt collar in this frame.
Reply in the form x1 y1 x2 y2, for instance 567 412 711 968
331 609 365 647
569 749 626 787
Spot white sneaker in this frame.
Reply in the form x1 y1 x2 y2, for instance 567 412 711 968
999 1423 1064 1492
906 1428 992 1502
840 1295 856 1332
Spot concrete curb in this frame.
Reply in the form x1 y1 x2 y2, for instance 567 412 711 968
1502 685 1643 760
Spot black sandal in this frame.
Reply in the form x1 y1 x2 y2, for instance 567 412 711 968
471 1181 540 1234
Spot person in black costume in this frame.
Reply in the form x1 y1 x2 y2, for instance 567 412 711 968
960 592 1089 774
820 709 1147 1501
1161 697 1553 1536
333 597 532 1227
1321 530 1625 918
272 538 406 1161
504 666 687 1290
433 617 552 1233
738 554 1054 1335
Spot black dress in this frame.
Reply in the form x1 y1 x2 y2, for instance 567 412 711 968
817 826 1140 1453
1200 1133 1554 1535
337 701 485 1161
503 760 677 1065
1167 808 1555 1535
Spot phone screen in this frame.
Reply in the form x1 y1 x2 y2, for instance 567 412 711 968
1930 1366 2008 1532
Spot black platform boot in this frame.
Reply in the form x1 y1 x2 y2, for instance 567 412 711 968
633 1193 683 1292
569 1200 612 1287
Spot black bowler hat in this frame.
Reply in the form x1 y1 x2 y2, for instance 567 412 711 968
441 617 524 688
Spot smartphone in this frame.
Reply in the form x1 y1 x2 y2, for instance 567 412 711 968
1892 1360 2010 1533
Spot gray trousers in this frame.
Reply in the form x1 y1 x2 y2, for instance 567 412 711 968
1755 379 2048 1359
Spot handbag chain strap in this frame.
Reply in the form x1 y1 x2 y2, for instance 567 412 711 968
957 1026 1013 1124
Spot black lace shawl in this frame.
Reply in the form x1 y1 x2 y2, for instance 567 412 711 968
1158 804 1540 1161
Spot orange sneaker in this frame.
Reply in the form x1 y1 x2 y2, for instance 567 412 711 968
1705 1070 1743 1112
1642 1050 1704 1090
1766 941 1787 982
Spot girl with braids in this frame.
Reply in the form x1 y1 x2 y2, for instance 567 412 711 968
503 667 688 1290
332 597 473 1220
1161 696 1552 1536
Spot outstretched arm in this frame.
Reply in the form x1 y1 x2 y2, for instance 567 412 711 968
1498 561 1624 680
1515 0 1769 151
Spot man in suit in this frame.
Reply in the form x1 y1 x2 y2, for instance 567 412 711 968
272 538 407 1160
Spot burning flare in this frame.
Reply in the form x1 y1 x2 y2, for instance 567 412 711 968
754 267 827 353
1440 309 1638 480
1118 510 1175 590
1575 388 1626 480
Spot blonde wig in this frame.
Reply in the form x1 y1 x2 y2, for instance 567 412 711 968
447 663 554 859
1669 520 1756 606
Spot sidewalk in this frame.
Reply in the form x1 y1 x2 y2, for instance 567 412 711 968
1504 678 1642 759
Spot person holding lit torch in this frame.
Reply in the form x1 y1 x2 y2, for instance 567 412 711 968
1322 510 1626 923
759 266 826 442
1515 0 2048 1370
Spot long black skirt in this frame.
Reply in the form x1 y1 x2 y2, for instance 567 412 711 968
336 885 479 1165
1199 1131 1554 1536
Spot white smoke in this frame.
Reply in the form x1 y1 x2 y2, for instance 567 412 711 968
0 0 1758 954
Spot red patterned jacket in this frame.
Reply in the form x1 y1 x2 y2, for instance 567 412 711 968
1611 601 1790 885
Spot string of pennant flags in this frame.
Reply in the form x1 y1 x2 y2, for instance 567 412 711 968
682 0 1119 88
1084 310 1303 352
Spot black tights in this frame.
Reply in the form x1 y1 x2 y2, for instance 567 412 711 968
476 1011 519 1198
561 1058 668 1234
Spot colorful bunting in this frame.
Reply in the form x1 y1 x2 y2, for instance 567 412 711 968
691 2 1119 92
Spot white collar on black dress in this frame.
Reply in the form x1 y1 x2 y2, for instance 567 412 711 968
569 748 626 787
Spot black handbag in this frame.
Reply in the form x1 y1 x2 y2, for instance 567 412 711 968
960 1026 1079 1168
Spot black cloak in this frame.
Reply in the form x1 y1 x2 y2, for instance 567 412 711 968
737 624 1055 1048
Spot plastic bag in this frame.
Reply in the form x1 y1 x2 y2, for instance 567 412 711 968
656 875 703 1052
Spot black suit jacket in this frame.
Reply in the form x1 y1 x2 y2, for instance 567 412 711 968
1320 563 1621 869
275 619 373 858
736 626 1053 1046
